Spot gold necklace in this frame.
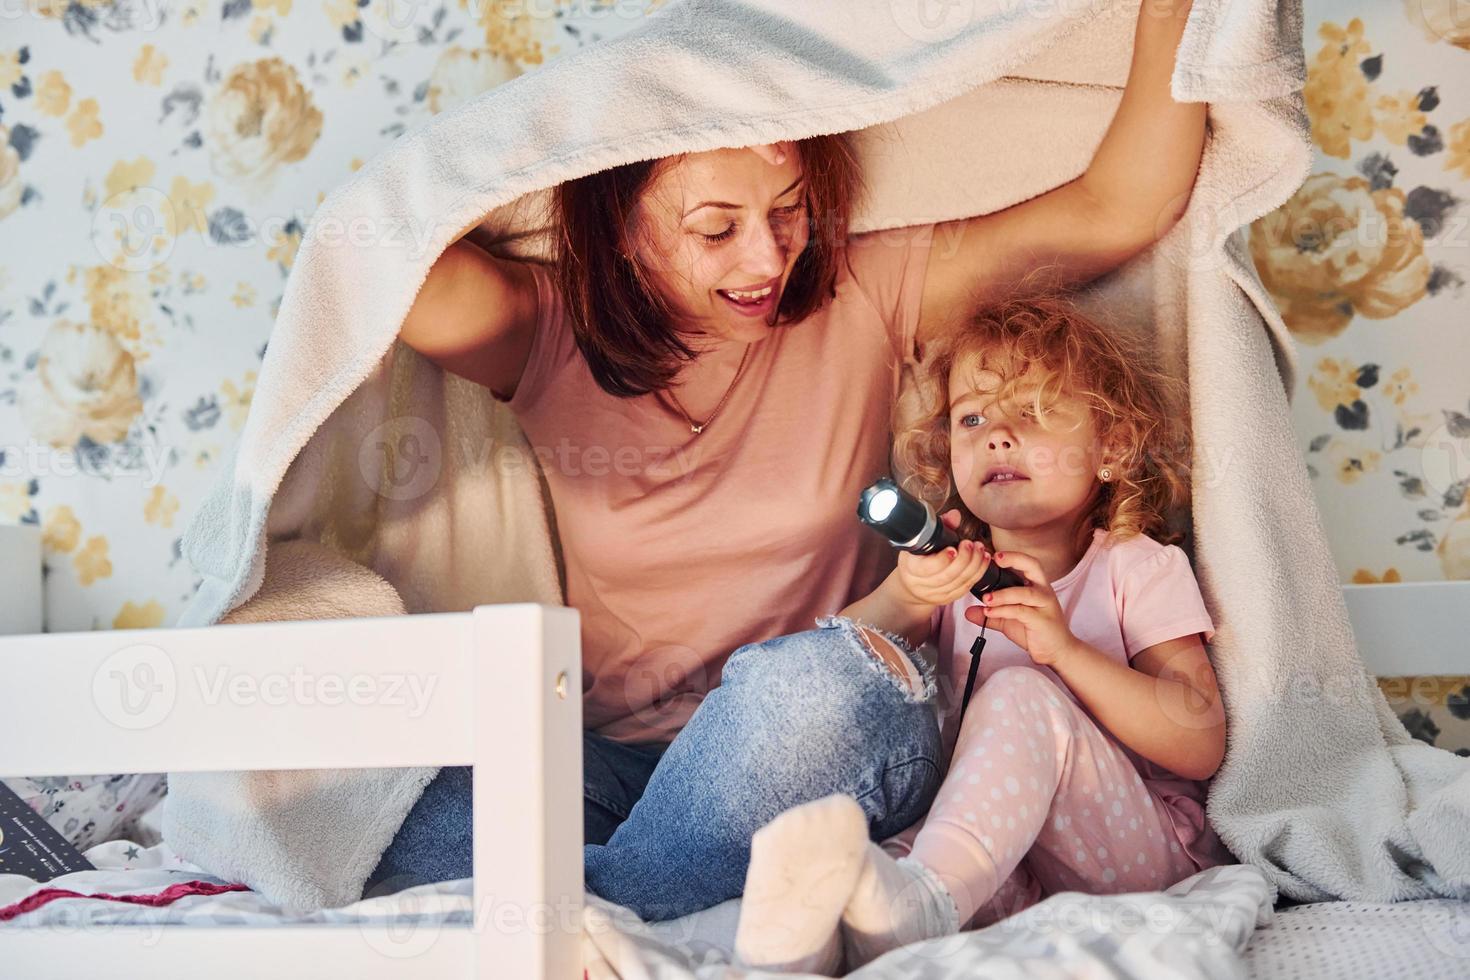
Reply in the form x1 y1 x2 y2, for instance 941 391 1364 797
662 343 753 435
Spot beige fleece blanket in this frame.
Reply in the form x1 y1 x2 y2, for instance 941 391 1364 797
165 0 1470 935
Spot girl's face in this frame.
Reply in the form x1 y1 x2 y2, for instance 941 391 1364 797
947 352 1111 534
628 144 810 347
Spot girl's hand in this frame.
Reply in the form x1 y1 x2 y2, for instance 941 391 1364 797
894 509 995 607
963 550 1079 667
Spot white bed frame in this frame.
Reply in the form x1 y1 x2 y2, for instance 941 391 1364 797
1342 581 1470 676
0 603 585 979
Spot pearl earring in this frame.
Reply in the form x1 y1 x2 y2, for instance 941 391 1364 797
1099 466 1113 482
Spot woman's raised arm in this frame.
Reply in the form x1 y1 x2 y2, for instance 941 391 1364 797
398 235 541 400
916 0 1205 344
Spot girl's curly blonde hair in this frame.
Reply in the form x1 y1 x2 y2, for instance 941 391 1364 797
893 291 1193 553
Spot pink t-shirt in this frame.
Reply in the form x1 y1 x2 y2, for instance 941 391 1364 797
924 527 1234 871
495 225 937 746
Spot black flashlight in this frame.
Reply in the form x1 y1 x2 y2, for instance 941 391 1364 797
857 475 1026 722
856 477 1025 598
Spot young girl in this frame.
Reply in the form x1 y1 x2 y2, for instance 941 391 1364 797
732 294 1235 974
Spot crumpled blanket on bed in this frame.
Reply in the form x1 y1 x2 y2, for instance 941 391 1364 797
588 864 1276 979
4 831 1276 980
11 841 1468 979
166 0 1470 943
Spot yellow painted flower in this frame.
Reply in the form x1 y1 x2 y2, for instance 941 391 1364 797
1384 367 1418 406
1249 173 1431 343
0 125 21 222
1448 118 1470 181
18 319 143 447
67 97 103 148
133 44 168 86
75 535 113 586
1374 91 1427 145
339 53 369 89
1440 508 1470 579
266 224 302 270
104 157 157 202
249 14 274 43
166 175 215 237
180 0 206 26
144 485 179 527
323 0 359 30
1399 410 1436 448
1306 358 1361 413
36 71 71 117
221 371 258 430
0 482 32 522
114 599 167 630
82 263 150 346
470 0 548 67
232 281 256 308
1351 568 1402 584
426 46 519 115
1304 19 1375 158
0 49 21 89
1406 0 1470 51
1328 439 1382 485
205 58 323 189
258 0 291 13
181 270 207 293
32 0 105 16
43 504 81 553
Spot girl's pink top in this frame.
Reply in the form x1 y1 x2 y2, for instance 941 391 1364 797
496 225 938 745
914 527 1235 872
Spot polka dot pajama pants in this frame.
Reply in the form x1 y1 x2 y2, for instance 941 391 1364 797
905 665 1201 930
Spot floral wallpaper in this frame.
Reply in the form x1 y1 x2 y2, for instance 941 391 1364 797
0 0 1462 643
1249 0 1470 585
0 0 667 633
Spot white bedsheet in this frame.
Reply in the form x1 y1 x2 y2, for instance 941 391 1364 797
1243 898 1470 980
6 836 1466 978
0 833 1267 979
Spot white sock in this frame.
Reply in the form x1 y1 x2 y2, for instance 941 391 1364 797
839 847 961 970
733 794 870 975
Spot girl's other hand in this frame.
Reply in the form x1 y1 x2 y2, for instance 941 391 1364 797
894 508 993 607
963 550 1078 667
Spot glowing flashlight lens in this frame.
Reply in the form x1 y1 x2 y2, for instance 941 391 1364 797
866 488 899 522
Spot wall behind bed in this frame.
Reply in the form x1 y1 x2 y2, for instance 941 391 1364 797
0 0 672 634
0 1 1463 615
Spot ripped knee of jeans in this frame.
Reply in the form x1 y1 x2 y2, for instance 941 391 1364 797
814 614 938 704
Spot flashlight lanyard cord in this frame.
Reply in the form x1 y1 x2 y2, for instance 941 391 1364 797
959 618 988 721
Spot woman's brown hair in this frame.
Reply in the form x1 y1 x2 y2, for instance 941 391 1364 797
893 292 1193 553
551 133 863 397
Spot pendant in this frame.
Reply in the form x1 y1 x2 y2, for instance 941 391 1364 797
690 423 704 434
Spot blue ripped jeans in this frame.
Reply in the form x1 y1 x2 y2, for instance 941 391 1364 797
364 615 943 922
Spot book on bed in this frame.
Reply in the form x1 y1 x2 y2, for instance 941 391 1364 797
0 781 95 881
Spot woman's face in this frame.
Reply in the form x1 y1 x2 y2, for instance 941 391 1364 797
628 143 810 347
947 352 1108 534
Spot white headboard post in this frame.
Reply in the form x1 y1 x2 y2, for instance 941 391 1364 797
0 523 42 634
471 603 584 979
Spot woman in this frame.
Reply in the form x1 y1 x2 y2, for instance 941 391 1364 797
364 0 1205 924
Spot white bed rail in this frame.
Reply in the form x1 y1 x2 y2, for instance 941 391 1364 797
1342 582 1470 676
0 602 584 980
